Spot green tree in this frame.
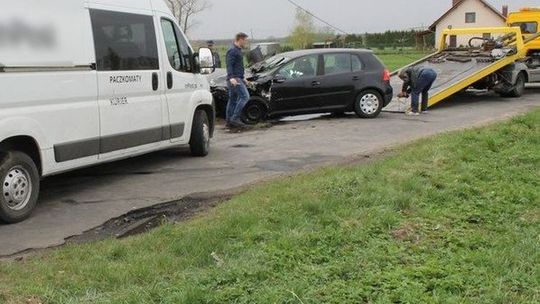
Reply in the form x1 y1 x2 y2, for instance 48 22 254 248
288 8 316 49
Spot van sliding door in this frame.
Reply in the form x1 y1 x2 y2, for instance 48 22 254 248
89 9 163 158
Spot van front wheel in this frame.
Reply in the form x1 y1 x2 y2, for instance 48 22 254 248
189 110 211 157
0 151 40 224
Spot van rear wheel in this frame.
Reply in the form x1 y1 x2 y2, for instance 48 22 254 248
0 151 40 224
189 110 211 157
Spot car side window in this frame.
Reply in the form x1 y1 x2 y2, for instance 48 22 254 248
90 10 159 71
324 53 351 75
161 19 193 72
352 55 364 72
277 55 318 80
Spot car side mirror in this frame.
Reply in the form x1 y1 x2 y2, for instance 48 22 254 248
273 74 286 84
198 47 215 75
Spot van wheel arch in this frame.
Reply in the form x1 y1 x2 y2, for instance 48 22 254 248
194 104 215 138
0 136 42 176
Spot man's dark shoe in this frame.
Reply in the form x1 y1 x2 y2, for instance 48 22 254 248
230 120 250 129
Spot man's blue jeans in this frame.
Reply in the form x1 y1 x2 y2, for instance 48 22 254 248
226 80 250 123
411 68 437 113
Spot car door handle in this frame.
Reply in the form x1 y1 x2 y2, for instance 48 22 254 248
152 72 159 91
311 81 321 86
352 76 360 81
167 72 173 89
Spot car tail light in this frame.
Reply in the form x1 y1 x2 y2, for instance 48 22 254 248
383 69 391 82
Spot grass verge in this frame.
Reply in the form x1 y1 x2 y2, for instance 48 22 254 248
1 110 539 304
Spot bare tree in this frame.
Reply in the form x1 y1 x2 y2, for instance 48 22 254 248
165 0 211 34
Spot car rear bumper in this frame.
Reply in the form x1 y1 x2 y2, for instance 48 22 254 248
383 83 393 106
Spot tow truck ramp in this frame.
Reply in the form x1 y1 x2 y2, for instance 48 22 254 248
383 27 535 113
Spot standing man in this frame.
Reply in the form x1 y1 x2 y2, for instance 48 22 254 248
226 32 250 129
207 40 222 68
398 66 438 116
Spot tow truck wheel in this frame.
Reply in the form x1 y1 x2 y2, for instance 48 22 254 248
354 90 383 118
501 73 526 98
0 151 40 224
189 110 210 157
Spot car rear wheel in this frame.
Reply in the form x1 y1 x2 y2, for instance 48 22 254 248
354 90 383 118
500 72 526 98
0 151 40 224
189 110 210 157
242 99 267 125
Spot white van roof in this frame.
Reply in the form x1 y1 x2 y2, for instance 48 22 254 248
1 0 94 68
0 0 174 69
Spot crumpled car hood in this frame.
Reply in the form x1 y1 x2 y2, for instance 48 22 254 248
205 68 255 88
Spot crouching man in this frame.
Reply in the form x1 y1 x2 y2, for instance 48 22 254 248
398 66 437 116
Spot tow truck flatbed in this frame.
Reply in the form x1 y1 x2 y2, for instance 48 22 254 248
384 27 536 112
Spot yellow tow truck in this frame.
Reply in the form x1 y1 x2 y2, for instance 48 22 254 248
384 7 540 113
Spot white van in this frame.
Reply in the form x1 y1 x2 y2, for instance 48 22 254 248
0 0 216 223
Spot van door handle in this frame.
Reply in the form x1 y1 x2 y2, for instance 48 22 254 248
152 72 159 91
167 72 173 89
311 81 321 86
352 76 360 81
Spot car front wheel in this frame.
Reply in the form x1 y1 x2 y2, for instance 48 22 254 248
0 151 40 224
242 98 267 125
354 90 383 118
189 110 211 157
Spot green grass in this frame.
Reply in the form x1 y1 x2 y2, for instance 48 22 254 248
1 110 539 304
375 51 430 72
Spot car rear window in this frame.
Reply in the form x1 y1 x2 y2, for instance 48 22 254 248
352 55 364 71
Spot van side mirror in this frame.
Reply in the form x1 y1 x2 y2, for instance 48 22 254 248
198 47 215 75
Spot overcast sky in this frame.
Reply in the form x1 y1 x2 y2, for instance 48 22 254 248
188 0 538 40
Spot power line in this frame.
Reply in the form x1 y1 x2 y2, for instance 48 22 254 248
287 0 349 35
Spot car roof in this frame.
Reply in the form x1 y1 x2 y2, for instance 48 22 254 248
279 48 374 58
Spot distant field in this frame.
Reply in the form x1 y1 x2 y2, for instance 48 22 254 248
375 51 432 72
214 47 431 73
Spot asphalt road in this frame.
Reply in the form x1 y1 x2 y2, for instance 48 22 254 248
1 88 539 256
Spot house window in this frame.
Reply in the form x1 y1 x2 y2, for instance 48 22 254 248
465 12 476 23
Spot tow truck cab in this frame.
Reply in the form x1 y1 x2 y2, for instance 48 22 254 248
507 8 540 71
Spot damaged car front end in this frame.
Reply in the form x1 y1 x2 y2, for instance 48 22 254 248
209 55 290 124
209 49 393 124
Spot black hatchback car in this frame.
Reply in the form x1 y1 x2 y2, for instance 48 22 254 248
209 49 393 123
